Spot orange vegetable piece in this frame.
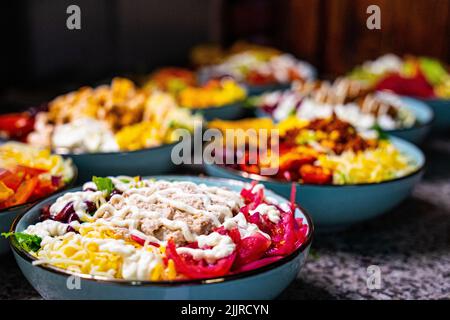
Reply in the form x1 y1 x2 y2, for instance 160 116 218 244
4 177 39 207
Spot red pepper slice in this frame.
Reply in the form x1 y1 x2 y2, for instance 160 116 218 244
299 164 332 185
4 176 39 207
0 113 35 140
0 169 23 191
29 179 58 202
15 165 48 178
234 232 271 268
130 234 160 248
166 239 236 280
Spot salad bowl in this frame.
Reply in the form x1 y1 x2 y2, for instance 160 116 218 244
10 176 313 300
205 137 425 232
256 95 433 145
0 164 77 255
246 83 292 96
419 98 450 132
66 143 178 183
386 97 433 144
192 101 247 121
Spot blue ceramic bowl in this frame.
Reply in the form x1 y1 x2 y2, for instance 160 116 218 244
10 176 313 300
0 164 77 255
191 101 246 121
205 137 425 232
66 143 178 183
387 97 434 144
418 98 450 132
246 83 292 96
256 96 434 145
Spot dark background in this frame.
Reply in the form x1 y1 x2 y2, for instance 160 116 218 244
1 0 449 111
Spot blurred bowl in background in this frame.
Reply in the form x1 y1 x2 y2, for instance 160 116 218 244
65 143 177 183
205 137 425 232
0 164 77 255
419 98 450 132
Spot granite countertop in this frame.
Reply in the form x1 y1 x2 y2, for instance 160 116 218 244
1 134 449 300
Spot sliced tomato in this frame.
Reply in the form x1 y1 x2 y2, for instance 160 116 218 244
15 165 48 178
4 177 38 207
0 170 23 191
0 113 35 140
233 232 271 268
279 153 316 172
165 239 236 280
246 71 276 86
216 226 271 269
299 164 332 185
375 71 435 98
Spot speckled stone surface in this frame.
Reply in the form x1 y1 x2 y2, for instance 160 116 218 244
0 134 449 300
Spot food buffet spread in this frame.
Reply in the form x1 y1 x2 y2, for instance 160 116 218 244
0 43 449 300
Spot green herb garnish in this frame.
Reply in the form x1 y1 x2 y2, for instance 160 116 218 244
2 232 42 252
92 176 114 195
372 124 389 140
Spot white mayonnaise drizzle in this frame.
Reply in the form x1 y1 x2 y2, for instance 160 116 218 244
249 203 281 224
176 232 236 264
49 190 106 221
26 178 292 273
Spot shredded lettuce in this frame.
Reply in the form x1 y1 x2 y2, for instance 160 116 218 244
2 232 42 252
92 176 114 195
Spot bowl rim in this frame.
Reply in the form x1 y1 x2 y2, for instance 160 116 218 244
189 99 246 113
206 136 425 188
416 96 450 103
9 175 314 286
0 162 78 215
59 140 179 157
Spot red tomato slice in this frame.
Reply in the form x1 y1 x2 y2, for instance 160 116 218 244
0 170 23 191
0 113 35 140
15 165 48 178
299 164 332 185
233 232 271 268
166 239 236 280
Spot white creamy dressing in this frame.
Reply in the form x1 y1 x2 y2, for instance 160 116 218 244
25 219 72 239
49 190 106 221
26 179 292 278
222 212 270 240
121 249 162 280
176 232 236 264
249 203 281 224
209 52 314 83
263 86 415 130
52 118 119 153
251 183 265 194
361 54 403 75
93 181 243 244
